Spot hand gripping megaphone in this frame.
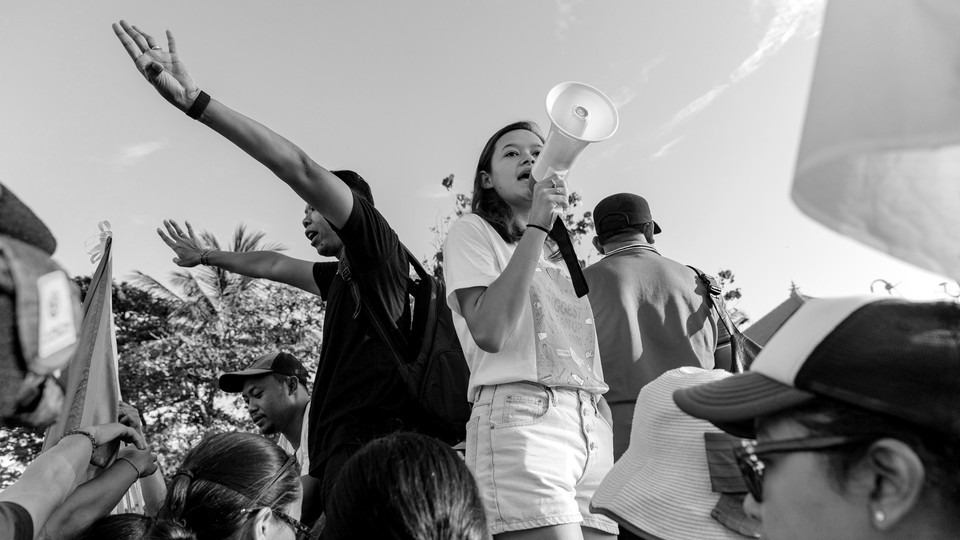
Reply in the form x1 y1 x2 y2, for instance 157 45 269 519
533 82 619 297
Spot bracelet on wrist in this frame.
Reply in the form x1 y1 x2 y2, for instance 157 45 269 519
200 249 213 266
527 223 551 235
61 429 98 454
116 456 144 478
186 90 211 120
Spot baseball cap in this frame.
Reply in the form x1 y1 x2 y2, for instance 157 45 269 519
218 351 309 393
673 296 960 439
593 193 662 243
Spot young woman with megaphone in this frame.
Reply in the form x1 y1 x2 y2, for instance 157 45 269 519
443 121 618 539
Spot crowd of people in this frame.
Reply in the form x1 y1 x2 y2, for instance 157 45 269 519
1 18 959 540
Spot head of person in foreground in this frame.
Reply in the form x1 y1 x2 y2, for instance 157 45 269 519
324 432 489 540
673 296 960 540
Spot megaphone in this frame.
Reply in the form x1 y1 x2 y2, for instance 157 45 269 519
531 82 619 299
532 82 620 183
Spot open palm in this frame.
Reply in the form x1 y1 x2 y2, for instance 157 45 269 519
112 20 198 111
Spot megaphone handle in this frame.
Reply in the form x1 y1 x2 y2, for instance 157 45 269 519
549 217 589 298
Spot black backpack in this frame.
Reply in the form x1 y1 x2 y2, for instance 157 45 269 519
349 244 471 445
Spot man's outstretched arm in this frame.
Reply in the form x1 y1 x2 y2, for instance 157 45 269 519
157 220 320 295
112 21 353 228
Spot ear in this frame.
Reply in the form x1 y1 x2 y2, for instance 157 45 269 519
479 171 493 189
864 438 926 530
592 237 604 255
251 507 273 540
287 376 299 395
643 223 656 244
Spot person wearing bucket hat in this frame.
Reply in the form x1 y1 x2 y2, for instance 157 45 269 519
584 193 721 460
591 367 760 540
674 296 960 540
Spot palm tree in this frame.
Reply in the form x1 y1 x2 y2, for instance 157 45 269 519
133 224 286 330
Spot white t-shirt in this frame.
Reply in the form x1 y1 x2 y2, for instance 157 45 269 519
443 214 607 402
278 401 310 475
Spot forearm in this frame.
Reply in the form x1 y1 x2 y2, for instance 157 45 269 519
203 250 319 294
0 436 93 535
139 468 166 516
463 228 548 352
38 460 140 540
196 98 352 226
203 249 286 278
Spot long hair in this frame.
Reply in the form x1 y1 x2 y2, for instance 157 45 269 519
325 433 489 540
158 432 301 539
471 121 544 243
77 514 196 540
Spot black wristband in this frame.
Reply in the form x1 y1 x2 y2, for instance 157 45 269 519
186 91 211 120
527 224 551 235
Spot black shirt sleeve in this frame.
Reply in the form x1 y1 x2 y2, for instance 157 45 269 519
332 193 401 274
330 193 408 321
0 502 33 540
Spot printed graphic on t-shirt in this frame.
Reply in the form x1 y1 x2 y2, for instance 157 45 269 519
529 264 606 392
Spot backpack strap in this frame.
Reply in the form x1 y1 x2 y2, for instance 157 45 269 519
343 243 420 370
688 265 744 374
688 266 733 336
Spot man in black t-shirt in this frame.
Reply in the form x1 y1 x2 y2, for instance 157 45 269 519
116 22 423 520
157 179 420 522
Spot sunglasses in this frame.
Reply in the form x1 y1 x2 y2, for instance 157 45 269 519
733 435 874 503
240 508 311 540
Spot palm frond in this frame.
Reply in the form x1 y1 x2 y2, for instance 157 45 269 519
199 231 222 251
233 223 287 253
130 271 186 304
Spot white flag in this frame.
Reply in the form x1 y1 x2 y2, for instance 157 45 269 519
792 0 960 279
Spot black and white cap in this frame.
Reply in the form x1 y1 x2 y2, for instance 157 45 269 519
673 296 960 439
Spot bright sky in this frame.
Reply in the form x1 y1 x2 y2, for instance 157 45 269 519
1 1 953 321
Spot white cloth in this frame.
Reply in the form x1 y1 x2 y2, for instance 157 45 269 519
278 401 310 475
793 0 960 280
443 214 606 402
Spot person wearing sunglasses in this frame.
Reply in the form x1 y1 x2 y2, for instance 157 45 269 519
78 431 309 540
673 296 960 540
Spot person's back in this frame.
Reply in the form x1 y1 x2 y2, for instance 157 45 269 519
584 193 718 459
586 249 716 400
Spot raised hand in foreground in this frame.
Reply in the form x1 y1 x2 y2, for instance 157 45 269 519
157 220 207 267
112 20 199 112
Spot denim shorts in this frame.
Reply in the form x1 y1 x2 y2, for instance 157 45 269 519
466 382 619 535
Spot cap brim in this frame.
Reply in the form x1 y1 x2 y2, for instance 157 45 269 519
218 369 274 392
672 372 816 438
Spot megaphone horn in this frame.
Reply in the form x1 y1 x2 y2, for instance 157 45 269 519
532 82 620 183
530 82 619 299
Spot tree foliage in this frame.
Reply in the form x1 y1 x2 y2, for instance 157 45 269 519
121 281 323 475
0 226 322 487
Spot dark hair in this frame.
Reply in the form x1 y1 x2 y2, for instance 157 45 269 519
159 432 301 539
76 514 196 540
471 121 544 243
771 397 960 520
332 169 375 207
325 433 488 540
